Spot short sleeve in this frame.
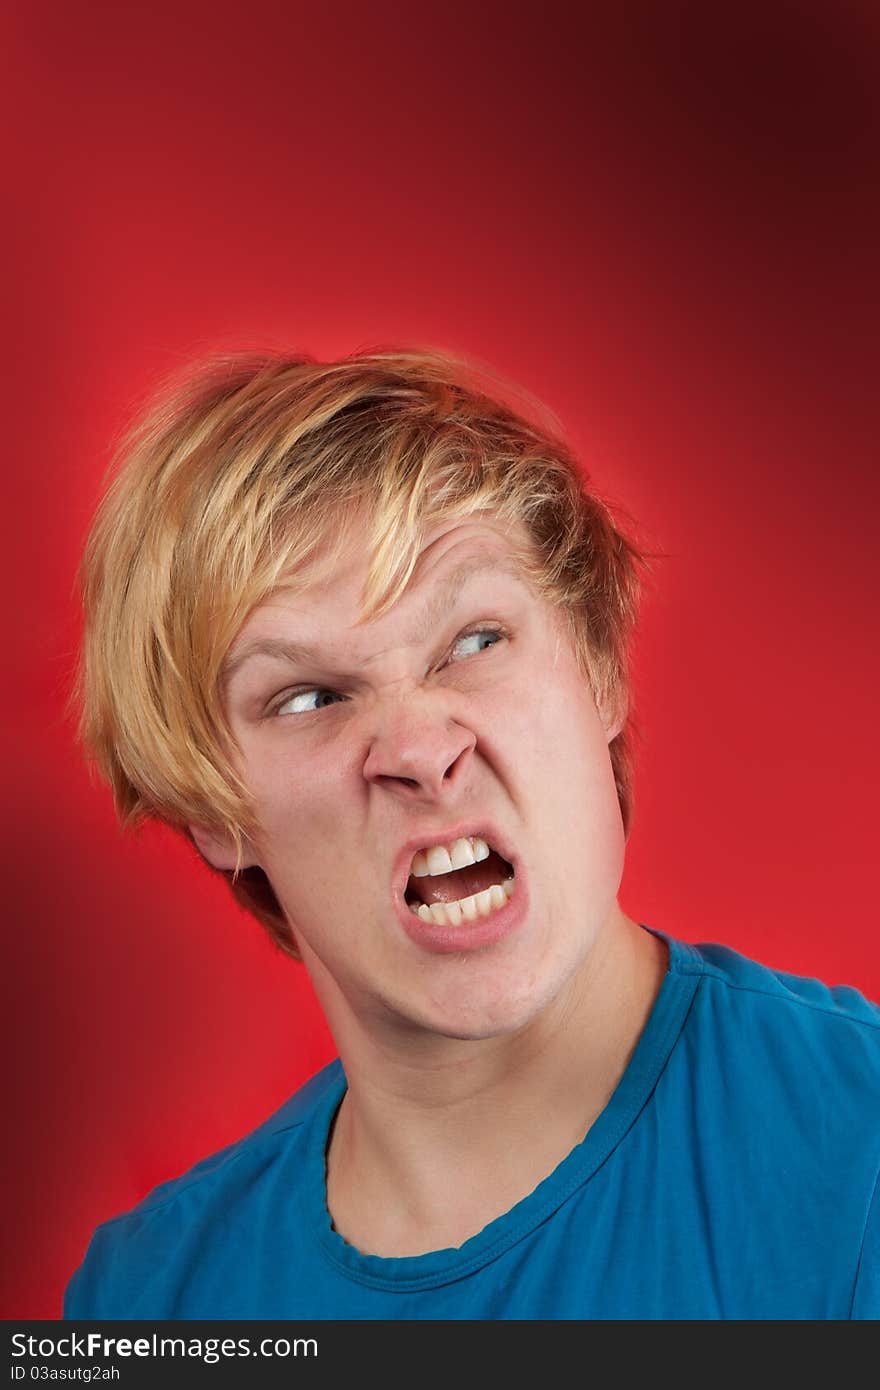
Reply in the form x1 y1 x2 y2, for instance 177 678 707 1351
851 1160 880 1319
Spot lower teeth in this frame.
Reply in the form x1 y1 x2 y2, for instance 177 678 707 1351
409 877 515 927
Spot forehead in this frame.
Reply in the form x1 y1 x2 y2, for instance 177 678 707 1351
353 512 529 601
222 513 537 676
286 511 529 610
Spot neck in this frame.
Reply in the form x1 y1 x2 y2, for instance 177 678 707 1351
317 908 668 1258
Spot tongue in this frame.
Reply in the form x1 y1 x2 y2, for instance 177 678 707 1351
408 850 512 906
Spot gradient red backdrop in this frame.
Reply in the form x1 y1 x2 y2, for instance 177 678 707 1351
4 1 879 1318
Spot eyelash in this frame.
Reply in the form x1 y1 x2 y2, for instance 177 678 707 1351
267 623 508 719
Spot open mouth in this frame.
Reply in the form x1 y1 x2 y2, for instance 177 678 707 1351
404 835 516 927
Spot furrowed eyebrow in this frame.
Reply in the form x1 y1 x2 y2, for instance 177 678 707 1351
220 555 523 689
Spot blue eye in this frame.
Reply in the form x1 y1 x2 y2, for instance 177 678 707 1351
451 628 504 660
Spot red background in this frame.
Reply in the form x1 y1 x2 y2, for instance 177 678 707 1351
4 2 879 1318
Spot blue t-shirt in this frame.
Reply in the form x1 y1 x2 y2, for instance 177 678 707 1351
65 926 880 1319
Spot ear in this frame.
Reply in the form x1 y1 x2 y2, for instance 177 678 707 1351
188 822 260 873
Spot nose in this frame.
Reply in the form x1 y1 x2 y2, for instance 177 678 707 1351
362 687 476 802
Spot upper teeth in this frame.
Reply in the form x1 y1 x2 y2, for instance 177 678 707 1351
410 836 491 878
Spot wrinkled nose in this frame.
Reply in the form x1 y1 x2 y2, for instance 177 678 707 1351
362 690 476 802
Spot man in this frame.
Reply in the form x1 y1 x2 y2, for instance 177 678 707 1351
65 348 879 1318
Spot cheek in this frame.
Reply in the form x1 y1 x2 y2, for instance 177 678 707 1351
245 740 359 876
505 666 613 790
510 669 623 864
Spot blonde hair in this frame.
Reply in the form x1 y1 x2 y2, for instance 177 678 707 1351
72 347 651 959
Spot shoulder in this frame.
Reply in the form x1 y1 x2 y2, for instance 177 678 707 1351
662 931 880 1317
130 1057 343 1215
657 926 880 1148
64 1058 344 1319
673 932 880 1186
685 934 880 1051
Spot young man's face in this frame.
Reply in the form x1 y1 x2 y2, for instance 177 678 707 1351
202 513 627 1044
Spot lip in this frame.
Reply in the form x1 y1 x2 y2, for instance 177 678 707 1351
390 821 528 955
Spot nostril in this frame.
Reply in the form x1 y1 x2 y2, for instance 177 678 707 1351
375 774 421 791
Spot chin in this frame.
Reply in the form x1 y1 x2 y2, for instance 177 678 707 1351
416 969 565 1042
